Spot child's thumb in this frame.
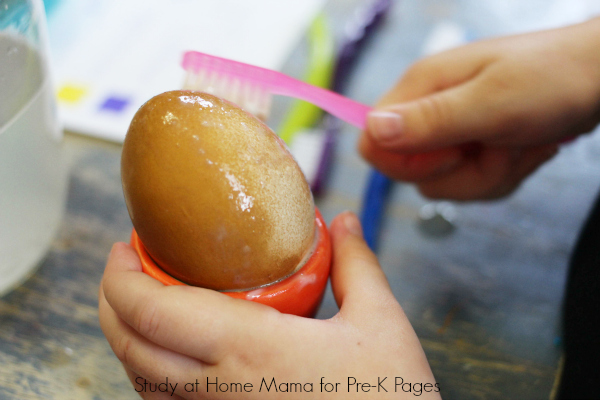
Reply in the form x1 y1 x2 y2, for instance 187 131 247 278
329 212 398 321
366 81 492 152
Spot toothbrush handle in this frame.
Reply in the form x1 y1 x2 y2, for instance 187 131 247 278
361 170 393 250
183 50 371 129
274 81 371 129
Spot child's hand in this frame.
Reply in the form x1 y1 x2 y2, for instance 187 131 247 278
360 17 600 200
99 212 440 399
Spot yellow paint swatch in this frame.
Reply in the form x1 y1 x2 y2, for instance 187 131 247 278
57 84 88 103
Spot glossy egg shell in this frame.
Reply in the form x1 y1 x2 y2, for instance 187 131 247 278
121 91 315 290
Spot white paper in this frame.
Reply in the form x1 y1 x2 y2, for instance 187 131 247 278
47 0 325 142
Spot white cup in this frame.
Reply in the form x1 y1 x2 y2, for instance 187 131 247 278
0 0 68 296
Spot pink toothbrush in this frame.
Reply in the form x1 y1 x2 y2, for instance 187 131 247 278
181 51 372 128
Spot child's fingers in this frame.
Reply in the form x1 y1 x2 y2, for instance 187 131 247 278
416 144 558 200
102 243 281 364
104 241 144 272
367 77 503 153
329 212 402 323
416 146 513 200
99 279 204 391
365 43 502 154
358 138 464 182
376 42 495 106
510 144 559 183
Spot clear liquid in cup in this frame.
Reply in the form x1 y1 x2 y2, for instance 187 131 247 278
0 33 68 296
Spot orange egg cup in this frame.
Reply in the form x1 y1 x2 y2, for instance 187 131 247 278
130 209 331 318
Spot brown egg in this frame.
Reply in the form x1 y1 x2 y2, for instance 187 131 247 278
121 91 315 291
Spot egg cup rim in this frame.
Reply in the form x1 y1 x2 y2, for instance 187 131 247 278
130 208 331 317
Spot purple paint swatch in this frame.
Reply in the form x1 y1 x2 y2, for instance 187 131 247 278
100 96 130 112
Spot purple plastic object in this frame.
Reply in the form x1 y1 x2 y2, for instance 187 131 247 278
311 0 392 195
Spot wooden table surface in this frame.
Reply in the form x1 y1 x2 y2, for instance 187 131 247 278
2 0 600 399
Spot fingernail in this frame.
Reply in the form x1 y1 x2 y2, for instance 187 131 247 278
343 211 363 237
108 242 126 258
108 242 120 256
367 110 404 143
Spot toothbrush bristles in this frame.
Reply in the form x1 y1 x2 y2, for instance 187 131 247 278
183 69 272 122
